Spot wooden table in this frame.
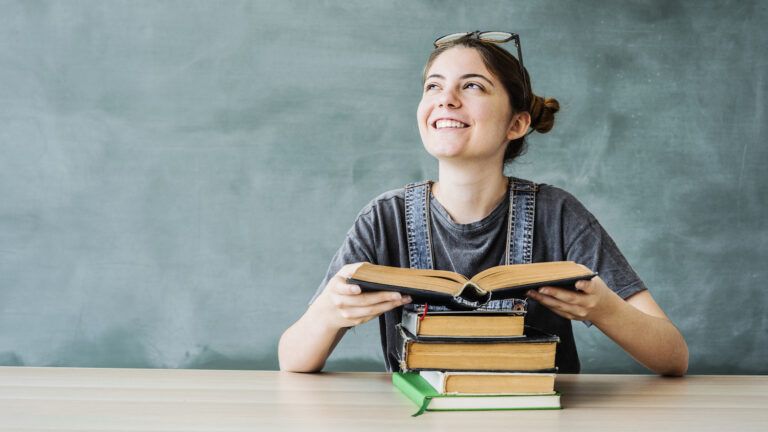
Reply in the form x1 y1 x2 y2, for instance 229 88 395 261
0 367 766 431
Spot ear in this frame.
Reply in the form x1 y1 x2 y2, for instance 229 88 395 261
506 111 531 141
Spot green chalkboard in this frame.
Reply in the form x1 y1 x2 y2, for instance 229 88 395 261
0 0 766 374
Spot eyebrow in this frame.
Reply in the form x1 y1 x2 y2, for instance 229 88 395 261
425 73 495 87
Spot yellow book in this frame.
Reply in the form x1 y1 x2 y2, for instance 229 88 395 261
397 326 559 372
419 370 556 395
401 307 525 338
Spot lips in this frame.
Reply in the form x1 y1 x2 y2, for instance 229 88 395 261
431 117 470 129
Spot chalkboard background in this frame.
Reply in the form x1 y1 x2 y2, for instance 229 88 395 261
1 0 766 374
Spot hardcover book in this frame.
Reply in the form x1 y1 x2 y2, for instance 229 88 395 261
396 326 559 372
348 261 596 310
400 306 525 338
419 370 556 395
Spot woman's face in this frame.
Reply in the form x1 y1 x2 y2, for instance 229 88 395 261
417 46 523 163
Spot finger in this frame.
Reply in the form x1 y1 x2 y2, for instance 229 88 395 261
329 278 361 295
337 262 366 279
536 286 585 305
341 298 411 321
575 279 595 294
334 290 409 308
527 289 587 320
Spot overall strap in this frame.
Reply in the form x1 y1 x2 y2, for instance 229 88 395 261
505 177 538 265
404 180 434 270
481 176 539 311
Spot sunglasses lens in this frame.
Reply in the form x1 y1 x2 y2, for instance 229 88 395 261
479 31 513 42
434 32 471 46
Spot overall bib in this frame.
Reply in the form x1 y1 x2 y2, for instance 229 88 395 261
380 177 581 372
404 176 537 307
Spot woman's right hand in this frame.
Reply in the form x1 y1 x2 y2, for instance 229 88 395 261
314 262 412 329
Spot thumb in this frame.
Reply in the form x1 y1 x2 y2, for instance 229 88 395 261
575 278 594 293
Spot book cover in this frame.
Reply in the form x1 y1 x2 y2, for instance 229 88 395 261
419 370 556 395
400 307 525 338
393 372 561 416
396 326 560 372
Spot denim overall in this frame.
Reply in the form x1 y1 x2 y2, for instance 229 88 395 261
404 176 537 309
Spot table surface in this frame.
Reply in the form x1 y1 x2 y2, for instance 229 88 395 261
1 367 766 431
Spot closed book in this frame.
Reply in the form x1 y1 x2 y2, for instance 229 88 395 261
393 372 561 416
401 307 525 338
348 261 596 310
396 326 559 372
419 370 556 395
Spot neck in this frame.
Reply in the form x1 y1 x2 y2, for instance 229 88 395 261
432 159 508 224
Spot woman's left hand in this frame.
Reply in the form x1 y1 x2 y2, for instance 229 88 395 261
526 276 621 323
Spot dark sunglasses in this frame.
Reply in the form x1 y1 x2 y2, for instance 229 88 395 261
433 31 529 109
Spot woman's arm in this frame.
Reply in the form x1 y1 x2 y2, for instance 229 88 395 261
277 300 348 373
278 262 412 373
527 277 689 376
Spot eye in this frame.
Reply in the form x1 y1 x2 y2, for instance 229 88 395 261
424 83 439 91
465 82 484 90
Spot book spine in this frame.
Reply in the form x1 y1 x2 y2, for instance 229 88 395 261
418 370 447 393
400 310 420 336
396 325 413 372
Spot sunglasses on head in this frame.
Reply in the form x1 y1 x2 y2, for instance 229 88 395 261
433 31 529 109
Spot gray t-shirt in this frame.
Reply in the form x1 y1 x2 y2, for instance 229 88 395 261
311 183 647 373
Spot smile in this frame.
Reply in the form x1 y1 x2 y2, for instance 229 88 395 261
432 119 470 129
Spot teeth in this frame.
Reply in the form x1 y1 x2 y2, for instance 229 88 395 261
435 119 468 129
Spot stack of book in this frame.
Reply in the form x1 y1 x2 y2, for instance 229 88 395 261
392 304 560 415
346 261 596 415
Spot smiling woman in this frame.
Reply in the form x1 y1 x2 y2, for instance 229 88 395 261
278 31 688 377
419 36 559 165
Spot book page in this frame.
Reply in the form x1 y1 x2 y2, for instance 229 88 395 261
352 263 468 293
470 262 593 290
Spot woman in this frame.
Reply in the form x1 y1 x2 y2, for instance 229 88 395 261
278 31 688 375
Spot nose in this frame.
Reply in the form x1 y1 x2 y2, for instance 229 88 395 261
437 87 461 108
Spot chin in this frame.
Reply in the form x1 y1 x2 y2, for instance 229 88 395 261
423 141 467 159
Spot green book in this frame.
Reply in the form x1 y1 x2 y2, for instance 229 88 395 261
393 372 561 416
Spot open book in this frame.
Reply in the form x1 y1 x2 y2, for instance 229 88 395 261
347 261 596 310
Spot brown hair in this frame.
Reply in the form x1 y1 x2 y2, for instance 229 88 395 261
422 36 559 163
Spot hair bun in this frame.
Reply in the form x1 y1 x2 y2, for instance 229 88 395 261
529 95 560 134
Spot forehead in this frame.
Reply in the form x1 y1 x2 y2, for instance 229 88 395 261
426 47 494 80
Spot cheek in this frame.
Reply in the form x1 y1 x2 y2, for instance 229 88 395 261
477 103 502 121
416 100 430 130
478 104 512 134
